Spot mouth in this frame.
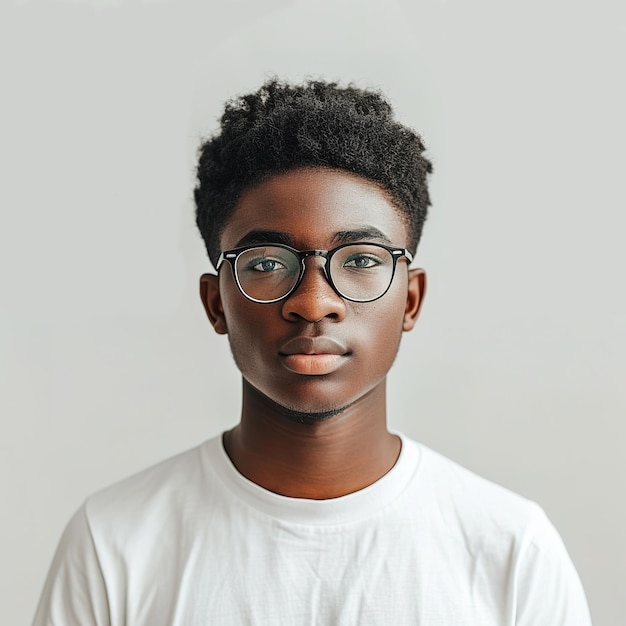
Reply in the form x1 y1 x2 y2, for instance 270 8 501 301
279 336 350 376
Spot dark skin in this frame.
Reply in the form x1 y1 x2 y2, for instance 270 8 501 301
200 167 426 499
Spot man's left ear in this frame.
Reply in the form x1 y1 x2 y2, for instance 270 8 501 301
403 269 426 331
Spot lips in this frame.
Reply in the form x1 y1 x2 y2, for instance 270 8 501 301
279 336 349 375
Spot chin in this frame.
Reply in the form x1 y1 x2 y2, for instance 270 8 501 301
276 403 349 425
260 388 355 425
244 379 362 425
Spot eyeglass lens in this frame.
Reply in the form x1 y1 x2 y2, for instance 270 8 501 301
234 244 396 302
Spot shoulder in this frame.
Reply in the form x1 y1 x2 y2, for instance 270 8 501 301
32 438 226 625
397 436 591 624
82 435 225 539
406 437 537 509
401 436 561 550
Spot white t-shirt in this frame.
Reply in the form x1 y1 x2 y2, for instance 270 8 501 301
33 433 591 625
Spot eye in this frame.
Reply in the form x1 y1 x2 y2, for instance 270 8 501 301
342 253 383 269
247 257 287 272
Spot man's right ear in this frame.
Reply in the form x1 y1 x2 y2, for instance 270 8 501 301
199 274 228 335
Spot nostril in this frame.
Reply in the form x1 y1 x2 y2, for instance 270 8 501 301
282 287 347 323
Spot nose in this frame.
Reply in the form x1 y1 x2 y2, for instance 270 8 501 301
281 257 347 322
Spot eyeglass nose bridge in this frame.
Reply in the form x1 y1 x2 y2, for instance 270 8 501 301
299 249 329 260
295 249 333 288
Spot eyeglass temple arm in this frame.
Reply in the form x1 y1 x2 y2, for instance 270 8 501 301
393 249 413 263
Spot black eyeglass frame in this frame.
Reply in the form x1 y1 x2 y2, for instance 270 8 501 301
215 241 414 304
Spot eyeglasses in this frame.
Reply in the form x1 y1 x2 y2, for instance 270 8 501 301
216 242 413 304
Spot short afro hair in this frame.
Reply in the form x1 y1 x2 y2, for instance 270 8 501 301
194 79 433 267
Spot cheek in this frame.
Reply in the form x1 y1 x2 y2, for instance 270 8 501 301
218 286 258 363
375 290 408 350
224 321 267 383
371 281 408 333
220 296 279 375
353 294 406 371
224 309 265 360
220 274 261 334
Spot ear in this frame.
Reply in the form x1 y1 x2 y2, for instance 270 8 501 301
403 268 426 332
199 274 228 335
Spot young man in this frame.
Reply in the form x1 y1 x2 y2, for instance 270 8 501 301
34 80 591 625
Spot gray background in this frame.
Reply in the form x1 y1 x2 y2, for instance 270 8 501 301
1 0 624 624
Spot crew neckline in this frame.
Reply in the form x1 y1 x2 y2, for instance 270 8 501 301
205 432 421 526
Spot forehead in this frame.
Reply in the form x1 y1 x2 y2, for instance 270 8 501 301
221 167 408 250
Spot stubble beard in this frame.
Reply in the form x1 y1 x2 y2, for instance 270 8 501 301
275 402 350 425
248 381 354 425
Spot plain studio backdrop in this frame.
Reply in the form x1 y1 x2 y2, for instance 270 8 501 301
1 0 624 623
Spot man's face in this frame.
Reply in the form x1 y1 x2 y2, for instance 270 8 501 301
201 167 425 418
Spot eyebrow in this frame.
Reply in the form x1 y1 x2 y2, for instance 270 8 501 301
233 226 393 249
332 228 392 245
234 230 296 248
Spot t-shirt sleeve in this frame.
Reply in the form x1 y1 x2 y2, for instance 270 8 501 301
514 507 592 626
32 503 111 626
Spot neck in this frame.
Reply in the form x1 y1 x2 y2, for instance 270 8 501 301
222 380 401 499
